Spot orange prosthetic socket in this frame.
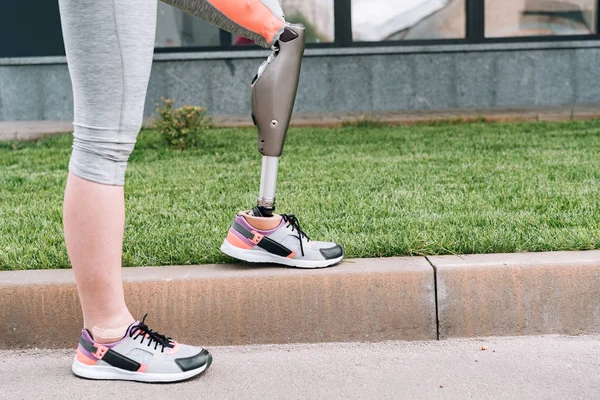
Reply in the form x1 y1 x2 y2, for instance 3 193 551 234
207 0 285 46
241 211 282 230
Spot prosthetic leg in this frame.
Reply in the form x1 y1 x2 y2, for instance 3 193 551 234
221 23 344 268
250 23 305 218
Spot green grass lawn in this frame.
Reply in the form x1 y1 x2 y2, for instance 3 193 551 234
1 120 600 270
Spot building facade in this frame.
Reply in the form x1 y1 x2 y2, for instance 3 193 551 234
1 0 600 121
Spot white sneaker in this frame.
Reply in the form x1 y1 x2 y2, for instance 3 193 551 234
72 315 212 383
221 211 344 268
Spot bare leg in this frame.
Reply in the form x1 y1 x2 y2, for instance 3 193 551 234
63 174 133 340
59 0 157 342
60 0 284 343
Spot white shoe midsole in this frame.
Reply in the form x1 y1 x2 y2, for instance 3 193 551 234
71 358 206 383
220 240 343 269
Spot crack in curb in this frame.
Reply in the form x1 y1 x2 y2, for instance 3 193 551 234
425 256 440 340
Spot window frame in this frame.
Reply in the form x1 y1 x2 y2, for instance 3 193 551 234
137 0 600 54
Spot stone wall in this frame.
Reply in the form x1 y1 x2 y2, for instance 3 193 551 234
1 41 600 121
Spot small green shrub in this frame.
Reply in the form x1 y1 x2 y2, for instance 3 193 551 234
153 98 212 150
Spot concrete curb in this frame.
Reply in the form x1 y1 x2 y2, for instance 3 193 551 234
2 105 600 141
428 251 600 339
1 251 599 349
0 258 437 349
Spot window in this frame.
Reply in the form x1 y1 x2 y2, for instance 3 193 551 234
155 3 221 48
282 0 335 43
351 0 466 41
232 0 335 45
4 0 600 58
485 0 597 37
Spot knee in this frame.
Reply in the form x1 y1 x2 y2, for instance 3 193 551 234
68 125 139 186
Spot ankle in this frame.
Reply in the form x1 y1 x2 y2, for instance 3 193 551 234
84 310 135 344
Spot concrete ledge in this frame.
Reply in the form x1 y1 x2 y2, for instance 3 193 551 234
2 105 600 142
0 121 74 141
3 40 600 66
429 251 600 339
0 257 436 349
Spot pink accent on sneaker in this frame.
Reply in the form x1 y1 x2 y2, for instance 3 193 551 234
76 347 98 366
226 231 253 249
167 342 182 355
91 343 109 360
137 364 148 373
250 230 264 245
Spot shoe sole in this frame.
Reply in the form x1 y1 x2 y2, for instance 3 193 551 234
220 240 344 269
72 356 211 383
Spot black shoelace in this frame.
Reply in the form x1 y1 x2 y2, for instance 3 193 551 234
129 314 174 352
281 214 310 257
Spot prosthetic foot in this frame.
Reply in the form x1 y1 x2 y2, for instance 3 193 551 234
220 24 344 268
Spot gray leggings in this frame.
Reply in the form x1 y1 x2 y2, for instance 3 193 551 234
59 0 285 185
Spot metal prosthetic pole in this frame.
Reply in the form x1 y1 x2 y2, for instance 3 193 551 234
250 24 306 217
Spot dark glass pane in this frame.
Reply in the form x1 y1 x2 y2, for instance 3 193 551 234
352 0 466 41
0 2 64 57
282 0 335 43
485 0 597 37
155 3 220 48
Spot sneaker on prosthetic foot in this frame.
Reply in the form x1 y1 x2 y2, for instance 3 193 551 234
220 210 344 268
72 315 212 383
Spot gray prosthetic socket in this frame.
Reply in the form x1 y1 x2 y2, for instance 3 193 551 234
251 24 305 157
251 24 305 216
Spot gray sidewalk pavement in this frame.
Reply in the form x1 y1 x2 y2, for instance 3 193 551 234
2 335 599 399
